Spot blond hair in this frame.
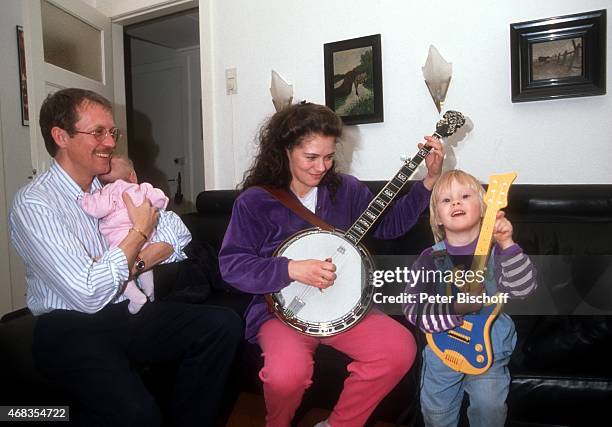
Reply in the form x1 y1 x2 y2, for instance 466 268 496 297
99 154 135 184
429 169 486 242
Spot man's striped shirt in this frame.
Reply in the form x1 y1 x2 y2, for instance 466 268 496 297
9 162 191 315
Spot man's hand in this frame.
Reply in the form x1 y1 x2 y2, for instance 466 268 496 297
123 192 159 238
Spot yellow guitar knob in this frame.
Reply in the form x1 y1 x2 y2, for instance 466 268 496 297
475 344 483 352
476 355 484 363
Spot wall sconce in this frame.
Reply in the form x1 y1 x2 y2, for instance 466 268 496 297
422 45 452 113
270 70 293 111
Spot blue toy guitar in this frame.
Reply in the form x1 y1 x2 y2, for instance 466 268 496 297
425 172 517 375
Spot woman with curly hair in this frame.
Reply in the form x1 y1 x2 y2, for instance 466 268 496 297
219 102 444 427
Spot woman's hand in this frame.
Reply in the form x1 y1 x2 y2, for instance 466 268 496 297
493 211 515 250
420 136 444 190
288 258 337 289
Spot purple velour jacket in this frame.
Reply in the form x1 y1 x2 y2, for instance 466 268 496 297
219 174 432 342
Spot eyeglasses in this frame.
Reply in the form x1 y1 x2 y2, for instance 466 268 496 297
73 126 121 142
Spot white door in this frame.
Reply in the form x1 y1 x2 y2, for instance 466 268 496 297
0 106 15 316
24 0 114 175
131 58 193 212
2 0 115 314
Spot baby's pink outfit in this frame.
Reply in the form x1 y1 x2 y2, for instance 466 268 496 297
80 179 169 314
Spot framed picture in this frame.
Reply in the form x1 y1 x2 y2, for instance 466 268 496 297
324 34 383 125
16 25 29 126
510 10 606 102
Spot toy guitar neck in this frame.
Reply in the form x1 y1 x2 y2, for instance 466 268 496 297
426 172 517 375
472 173 516 270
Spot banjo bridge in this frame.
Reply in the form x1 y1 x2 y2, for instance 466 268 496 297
285 296 306 318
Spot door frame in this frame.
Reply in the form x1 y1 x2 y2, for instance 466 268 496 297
111 0 214 190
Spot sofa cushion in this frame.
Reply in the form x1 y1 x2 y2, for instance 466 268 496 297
520 315 612 376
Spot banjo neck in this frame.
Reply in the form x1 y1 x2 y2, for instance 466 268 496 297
344 139 439 245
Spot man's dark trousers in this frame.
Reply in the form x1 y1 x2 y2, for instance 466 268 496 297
33 300 242 426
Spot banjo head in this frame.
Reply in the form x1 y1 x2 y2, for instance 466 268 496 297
269 229 375 336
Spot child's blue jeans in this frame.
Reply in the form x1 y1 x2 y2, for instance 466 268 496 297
420 346 511 427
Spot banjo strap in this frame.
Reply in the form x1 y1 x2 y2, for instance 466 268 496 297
260 186 334 232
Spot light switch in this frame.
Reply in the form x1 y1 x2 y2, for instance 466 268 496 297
226 68 237 95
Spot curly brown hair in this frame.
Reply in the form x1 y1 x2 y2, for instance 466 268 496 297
241 102 343 199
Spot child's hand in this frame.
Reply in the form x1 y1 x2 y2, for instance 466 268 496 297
493 211 514 250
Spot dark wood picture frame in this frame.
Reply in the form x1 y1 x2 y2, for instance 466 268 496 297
324 34 383 125
16 25 29 126
510 9 606 102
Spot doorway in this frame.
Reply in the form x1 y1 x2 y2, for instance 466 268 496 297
124 9 202 214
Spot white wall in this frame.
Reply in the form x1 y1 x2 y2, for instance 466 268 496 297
0 1 34 313
203 0 611 188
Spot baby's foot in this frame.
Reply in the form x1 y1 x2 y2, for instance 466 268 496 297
141 285 155 302
128 301 145 314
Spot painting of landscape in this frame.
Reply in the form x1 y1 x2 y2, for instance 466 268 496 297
531 37 583 81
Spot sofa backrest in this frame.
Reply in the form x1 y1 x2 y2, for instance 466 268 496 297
187 182 612 256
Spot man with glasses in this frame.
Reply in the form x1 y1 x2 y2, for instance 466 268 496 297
9 88 241 426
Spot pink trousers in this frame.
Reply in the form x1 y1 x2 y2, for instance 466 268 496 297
257 311 416 427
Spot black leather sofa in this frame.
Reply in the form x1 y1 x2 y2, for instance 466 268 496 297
2 181 612 427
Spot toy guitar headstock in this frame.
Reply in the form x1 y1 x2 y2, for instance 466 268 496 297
434 110 466 138
484 172 517 210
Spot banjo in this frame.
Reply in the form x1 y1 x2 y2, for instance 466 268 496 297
266 111 466 337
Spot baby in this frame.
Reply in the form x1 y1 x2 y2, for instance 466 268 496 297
80 155 168 314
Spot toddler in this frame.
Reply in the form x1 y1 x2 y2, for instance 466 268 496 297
402 169 537 427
